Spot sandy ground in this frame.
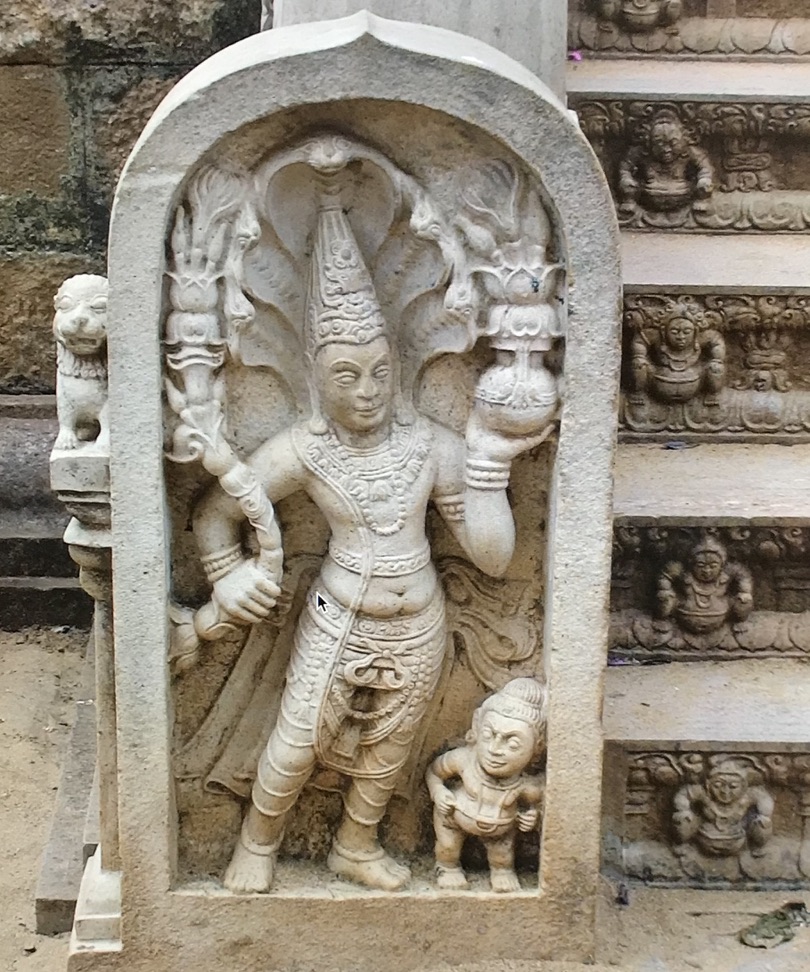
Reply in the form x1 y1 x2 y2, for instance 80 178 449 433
1 626 86 972
1 626 809 972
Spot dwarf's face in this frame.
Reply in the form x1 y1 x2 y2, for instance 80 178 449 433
475 710 536 779
692 551 723 584
54 275 108 357
664 317 695 351
651 121 685 164
707 771 746 806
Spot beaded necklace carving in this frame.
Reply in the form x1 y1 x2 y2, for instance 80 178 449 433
303 418 433 536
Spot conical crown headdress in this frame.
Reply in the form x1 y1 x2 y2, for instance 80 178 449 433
304 185 388 358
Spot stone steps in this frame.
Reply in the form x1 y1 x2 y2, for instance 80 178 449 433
604 660 810 745
0 395 92 629
570 28 810 896
568 57 810 102
621 232 810 294
614 443 810 524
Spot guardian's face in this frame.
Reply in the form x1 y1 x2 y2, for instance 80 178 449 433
314 336 394 434
475 711 536 779
53 275 108 356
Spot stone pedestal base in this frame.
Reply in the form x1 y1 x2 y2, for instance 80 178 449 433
69 849 122 956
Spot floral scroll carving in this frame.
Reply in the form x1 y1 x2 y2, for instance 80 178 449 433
617 751 810 887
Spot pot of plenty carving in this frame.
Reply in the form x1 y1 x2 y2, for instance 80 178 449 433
621 0 665 31
696 825 747 857
641 179 694 213
650 367 702 403
475 346 558 437
676 606 728 634
475 291 562 438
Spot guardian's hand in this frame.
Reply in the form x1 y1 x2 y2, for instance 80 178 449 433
212 559 281 625
465 409 556 466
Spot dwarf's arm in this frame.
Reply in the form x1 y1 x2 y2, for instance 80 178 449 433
748 787 774 848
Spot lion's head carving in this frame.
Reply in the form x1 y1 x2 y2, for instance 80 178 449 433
53 274 108 358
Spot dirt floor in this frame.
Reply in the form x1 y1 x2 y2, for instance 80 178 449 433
2 625 810 972
1 626 86 972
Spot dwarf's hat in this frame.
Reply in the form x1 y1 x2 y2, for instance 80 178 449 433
481 677 547 729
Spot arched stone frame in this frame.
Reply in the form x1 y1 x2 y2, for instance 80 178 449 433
102 13 620 970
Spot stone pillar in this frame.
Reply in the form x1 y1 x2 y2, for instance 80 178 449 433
51 403 121 948
271 0 567 101
67 538 118 872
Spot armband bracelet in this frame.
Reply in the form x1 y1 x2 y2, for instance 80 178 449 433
465 457 511 491
201 543 244 583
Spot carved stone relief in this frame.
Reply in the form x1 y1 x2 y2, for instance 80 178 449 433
163 129 561 892
426 678 546 892
620 295 810 438
613 751 810 887
611 526 810 660
52 273 109 452
576 101 810 231
570 0 810 57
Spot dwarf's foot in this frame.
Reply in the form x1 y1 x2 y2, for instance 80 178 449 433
436 865 469 890
490 867 521 893
327 840 411 891
222 832 278 894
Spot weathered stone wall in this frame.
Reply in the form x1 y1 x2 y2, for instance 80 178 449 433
0 0 261 393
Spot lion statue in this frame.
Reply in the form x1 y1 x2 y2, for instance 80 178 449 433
53 273 109 451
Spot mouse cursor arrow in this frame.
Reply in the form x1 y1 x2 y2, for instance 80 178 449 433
315 593 328 613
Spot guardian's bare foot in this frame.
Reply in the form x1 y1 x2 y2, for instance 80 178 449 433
435 864 469 890
327 840 411 891
490 867 521 893
223 830 278 894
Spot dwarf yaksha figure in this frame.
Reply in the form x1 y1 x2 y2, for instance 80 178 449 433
673 756 774 858
656 535 753 635
425 678 546 892
630 300 725 406
192 187 552 894
618 108 714 224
